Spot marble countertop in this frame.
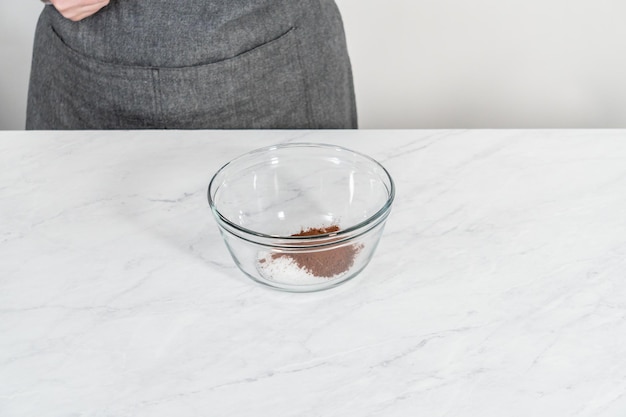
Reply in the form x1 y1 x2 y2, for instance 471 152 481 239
2 129 626 416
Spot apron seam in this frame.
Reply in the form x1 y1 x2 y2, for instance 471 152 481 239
294 27 316 129
151 68 163 128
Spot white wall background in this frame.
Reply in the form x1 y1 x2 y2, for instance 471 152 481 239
0 1 42 130
3 1 626 129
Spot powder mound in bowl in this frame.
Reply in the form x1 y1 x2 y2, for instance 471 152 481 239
257 225 363 283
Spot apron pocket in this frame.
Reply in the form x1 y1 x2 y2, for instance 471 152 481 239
37 23 312 129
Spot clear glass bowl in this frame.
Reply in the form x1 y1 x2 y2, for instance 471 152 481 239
208 143 395 292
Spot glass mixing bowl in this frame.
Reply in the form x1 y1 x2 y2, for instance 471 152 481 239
208 143 395 292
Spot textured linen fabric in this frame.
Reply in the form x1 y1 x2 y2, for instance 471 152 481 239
26 0 357 129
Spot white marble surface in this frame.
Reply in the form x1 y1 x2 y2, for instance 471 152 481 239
2 129 626 416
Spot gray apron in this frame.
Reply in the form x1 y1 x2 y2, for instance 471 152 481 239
26 0 357 129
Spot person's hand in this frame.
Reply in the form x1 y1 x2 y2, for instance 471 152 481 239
49 0 110 22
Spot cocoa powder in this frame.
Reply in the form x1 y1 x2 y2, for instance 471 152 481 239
269 225 362 278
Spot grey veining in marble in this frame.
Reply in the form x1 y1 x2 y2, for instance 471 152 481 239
1 129 626 416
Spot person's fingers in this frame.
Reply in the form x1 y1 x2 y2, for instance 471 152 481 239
51 0 108 9
50 0 110 22
65 5 108 22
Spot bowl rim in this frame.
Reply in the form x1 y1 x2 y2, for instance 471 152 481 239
207 142 395 241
